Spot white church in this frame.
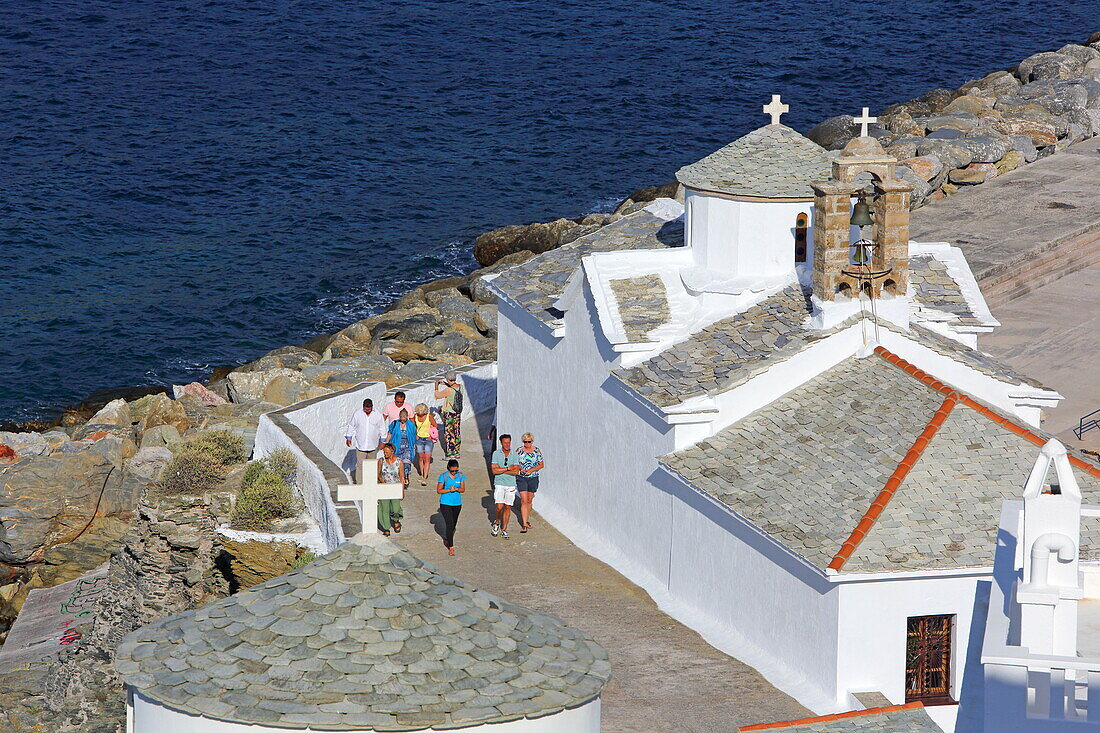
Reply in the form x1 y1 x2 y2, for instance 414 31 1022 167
489 99 1100 732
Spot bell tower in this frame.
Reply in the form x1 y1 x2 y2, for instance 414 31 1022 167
810 108 913 302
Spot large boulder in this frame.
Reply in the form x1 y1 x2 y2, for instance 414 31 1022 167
474 304 498 336
435 296 477 319
466 250 536 304
0 432 53 459
369 341 439 364
139 424 181 451
424 333 472 356
220 539 309 590
226 368 298 404
942 94 995 115
1006 133 1039 162
87 398 132 428
1017 51 1084 83
959 70 1021 98
612 181 680 214
881 110 925 137
473 218 577 267
893 165 932 208
991 116 1059 148
262 374 327 406
398 361 450 382
172 382 228 406
921 88 958 113
468 339 498 362
958 134 1010 163
0 440 132 565
949 162 998 185
916 138 973 170
239 346 321 373
368 309 444 343
130 393 191 434
806 115 856 149
423 287 463 308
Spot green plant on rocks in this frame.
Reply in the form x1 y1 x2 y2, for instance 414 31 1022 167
156 450 226 495
262 448 297 486
183 430 247 466
230 464 303 531
290 550 317 569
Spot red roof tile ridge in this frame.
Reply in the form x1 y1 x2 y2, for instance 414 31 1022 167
874 347 1100 480
738 702 925 730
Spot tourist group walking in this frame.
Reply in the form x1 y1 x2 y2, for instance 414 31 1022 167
342 373 545 553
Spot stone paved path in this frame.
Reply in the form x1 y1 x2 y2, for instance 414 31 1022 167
391 414 808 732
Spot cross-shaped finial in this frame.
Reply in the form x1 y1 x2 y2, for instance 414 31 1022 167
337 460 403 534
854 107 878 137
762 94 789 125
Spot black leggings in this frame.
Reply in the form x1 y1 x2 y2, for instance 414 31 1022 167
440 504 461 548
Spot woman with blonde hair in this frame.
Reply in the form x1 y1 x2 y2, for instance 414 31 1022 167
515 431 544 533
412 403 438 485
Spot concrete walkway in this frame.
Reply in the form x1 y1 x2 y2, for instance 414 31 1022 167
910 137 1100 306
390 414 808 732
980 262 1100 449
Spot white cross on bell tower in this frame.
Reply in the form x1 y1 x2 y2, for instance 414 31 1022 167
854 107 878 138
337 461 403 535
762 94 789 126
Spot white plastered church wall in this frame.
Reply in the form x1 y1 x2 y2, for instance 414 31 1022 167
495 288 678 594
127 690 600 733
685 188 812 278
835 573 989 733
497 282 844 714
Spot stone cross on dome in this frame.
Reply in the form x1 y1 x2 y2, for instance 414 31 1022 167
855 106 878 137
762 94 788 125
337 462 403 534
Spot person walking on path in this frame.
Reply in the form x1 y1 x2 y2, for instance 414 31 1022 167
376 443 405 536
412 403 438 486
516 432 544 533
382 391 410 425
344 398 385 483
387 408 417 490
436 459 466 556
434 373 464 458
490 434 520 539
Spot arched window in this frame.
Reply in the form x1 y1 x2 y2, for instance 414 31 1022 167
860 281 872 298
883 278 898 295
837 282 852 299
794 213 808 263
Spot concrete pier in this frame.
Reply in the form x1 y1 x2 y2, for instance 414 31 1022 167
910 138 1100 447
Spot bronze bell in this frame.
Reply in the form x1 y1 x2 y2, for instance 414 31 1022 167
850 198 874 228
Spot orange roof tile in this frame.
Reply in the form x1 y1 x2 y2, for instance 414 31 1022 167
738 702 925 731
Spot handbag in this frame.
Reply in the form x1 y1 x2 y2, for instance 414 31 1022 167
429 422 439 442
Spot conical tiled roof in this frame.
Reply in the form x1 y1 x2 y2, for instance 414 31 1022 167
676 123 834 198
115 535 610 731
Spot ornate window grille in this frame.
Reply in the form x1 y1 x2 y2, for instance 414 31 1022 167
905 614 954 704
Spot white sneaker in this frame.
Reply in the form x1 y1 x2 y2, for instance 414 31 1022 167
501 530 510 540
491 522 500 537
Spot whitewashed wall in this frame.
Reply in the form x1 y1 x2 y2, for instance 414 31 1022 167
497 285 841 713
837 573 989 733
685 189 814 278
128 690 600 733
253 362 498 552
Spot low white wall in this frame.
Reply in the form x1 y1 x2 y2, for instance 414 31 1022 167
129 690 600 733
252 361 497 552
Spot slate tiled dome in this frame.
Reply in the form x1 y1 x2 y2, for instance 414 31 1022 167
115 535 611 731
676 123 834 198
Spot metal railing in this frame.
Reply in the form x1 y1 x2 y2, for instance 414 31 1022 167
1076 408 1100 440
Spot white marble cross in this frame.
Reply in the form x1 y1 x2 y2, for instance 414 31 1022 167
337 460 403 535
763 94 788 125
855 107 877 137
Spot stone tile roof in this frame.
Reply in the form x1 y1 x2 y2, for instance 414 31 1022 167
492 209 683 326
660 353 1100 574
609 274 670 342
613 285 829 408
676 124 833 198
662 356 942 569
903 322 1049 390
115 535 610 731
739 704 940 731
908 254 981 325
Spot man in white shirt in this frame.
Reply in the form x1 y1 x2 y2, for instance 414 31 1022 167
345 398 385 482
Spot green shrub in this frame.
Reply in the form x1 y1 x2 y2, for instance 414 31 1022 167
230 468 303 531
263 448 298 487
157 450 226 495
184 430 247 466
240 460 267 489
290 550 317 569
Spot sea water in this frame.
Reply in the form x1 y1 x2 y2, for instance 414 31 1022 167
1 0 1095 421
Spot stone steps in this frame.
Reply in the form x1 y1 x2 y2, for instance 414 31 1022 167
979 226 1100 307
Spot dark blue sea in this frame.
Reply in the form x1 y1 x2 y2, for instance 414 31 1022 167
1 0 1096 421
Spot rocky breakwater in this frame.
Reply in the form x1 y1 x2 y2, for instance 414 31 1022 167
204 184 681 399
807 33 1100 208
